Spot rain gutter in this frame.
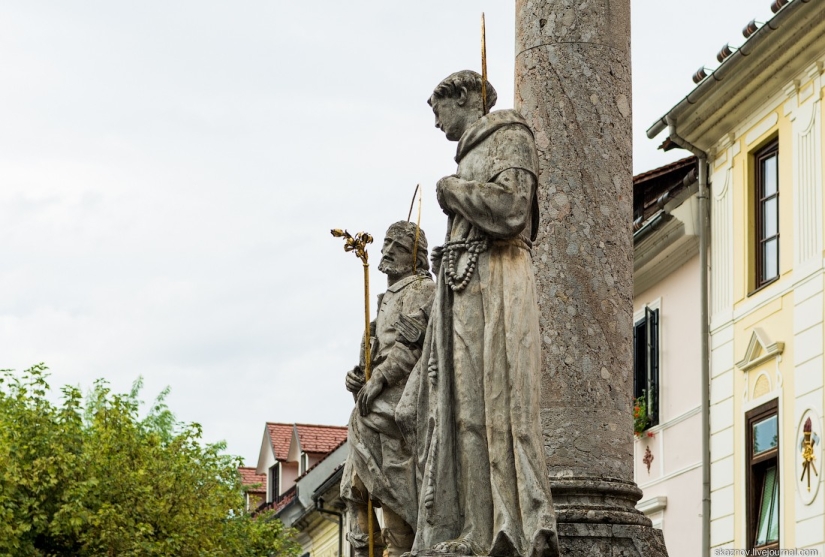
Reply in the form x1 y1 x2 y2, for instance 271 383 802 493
646 0 812 141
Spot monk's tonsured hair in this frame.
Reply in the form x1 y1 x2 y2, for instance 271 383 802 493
428 70 497 113
386 220 429 273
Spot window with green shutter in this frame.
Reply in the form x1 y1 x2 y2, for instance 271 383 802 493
633 306 659 428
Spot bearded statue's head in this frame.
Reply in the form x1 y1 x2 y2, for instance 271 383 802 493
378 221 429 278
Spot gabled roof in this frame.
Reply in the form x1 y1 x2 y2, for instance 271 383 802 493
294 437 348 482
266 422 294 462
258 421 348 474
294 423 348 454
238 466 267 494
276 440 349 527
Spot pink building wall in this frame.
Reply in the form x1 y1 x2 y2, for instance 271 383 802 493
633 254 703 557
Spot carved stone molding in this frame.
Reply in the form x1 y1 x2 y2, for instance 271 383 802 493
736 328 785 372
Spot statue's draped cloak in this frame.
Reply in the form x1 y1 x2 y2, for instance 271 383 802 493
342 274 435 530
397 110 559 557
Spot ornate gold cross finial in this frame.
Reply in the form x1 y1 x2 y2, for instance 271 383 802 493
330 229 373 379
331 229 373 267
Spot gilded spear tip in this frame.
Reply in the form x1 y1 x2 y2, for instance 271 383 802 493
481 12 488 115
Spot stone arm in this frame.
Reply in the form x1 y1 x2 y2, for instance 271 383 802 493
345 320 377 395
370 280 435 389
372 343 419 388
437 167 536 239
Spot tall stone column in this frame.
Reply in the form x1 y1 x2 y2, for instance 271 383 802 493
515 1 668 555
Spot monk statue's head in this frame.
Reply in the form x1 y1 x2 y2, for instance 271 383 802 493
378 221 429 280
428 70 497 141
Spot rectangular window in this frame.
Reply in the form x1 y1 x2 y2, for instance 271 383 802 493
747 399 779 552
633 306 659 428
300 452 310 475
269 463 281 503
755 140 779 289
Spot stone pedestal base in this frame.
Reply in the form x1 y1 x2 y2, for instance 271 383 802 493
415 524 667 557
558 523 667 556
551 477 668 556
410 479 667 557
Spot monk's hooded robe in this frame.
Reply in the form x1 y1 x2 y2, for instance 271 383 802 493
397 109 559 557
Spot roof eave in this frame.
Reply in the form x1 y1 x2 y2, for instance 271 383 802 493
647 0 822 149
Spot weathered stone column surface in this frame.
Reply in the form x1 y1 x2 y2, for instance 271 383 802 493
515 1 668 554
516 0 633 485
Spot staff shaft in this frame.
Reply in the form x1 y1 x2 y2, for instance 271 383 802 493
363 263 371 382
362 262 374 557
412 186 422 274
330 228 374 557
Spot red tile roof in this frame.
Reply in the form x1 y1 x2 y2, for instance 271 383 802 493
295 423 348 454
633 156 698 225
255 486 297 515
273 488 296 513
238 466 267 494
294 437 348 482
633 156 696 185
266 422 294 461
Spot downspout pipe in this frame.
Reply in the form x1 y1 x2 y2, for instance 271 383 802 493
315 497 344 557
666 118 711 557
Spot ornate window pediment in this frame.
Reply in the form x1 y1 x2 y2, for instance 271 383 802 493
737 328 784 372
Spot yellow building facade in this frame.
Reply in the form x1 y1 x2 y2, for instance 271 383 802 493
293 498 345 557
648 1 825 553
709 43 824 557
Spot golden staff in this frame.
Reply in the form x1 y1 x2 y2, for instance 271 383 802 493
330 228 375 557
407 185 423 274
481 12 488 115
406 184 420 222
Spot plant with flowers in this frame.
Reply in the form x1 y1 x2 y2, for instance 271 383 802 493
633 393 655 438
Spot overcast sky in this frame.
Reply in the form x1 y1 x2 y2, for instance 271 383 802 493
1 1 779 464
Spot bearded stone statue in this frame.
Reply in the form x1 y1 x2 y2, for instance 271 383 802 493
341 221 435 557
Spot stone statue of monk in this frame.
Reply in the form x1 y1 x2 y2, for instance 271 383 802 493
397 70 560 557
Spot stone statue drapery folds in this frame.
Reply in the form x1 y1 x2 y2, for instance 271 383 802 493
397 71 560 557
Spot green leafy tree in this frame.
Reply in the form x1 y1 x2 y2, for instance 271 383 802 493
0 364 301 557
